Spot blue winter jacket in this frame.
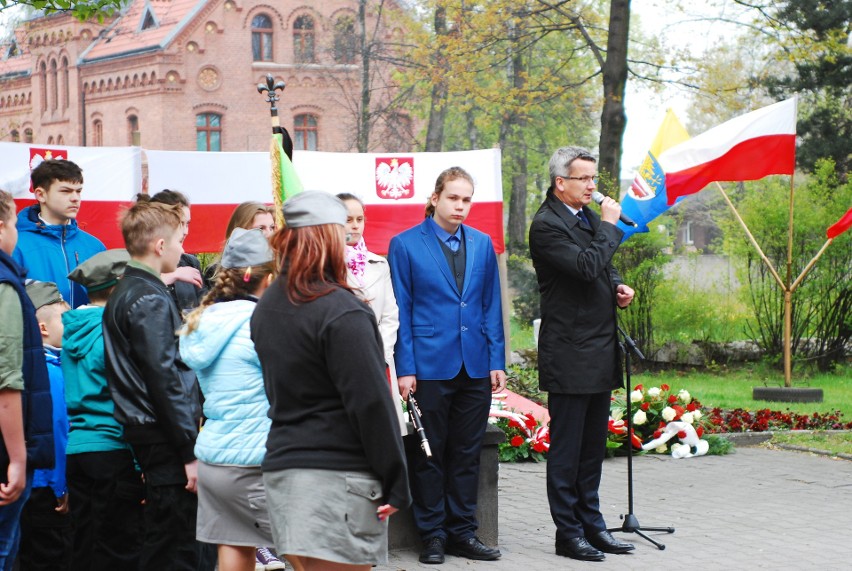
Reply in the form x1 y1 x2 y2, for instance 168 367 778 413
32 346 67 497
13 205 106 308
62 306 129 454
180 299 270 466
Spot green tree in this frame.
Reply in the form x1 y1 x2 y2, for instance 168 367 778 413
0 0 125 21
721 161 852 371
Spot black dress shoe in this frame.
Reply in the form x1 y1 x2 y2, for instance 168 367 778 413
446 536 501 561
555 537 606 561
419 536 446 564
587 530 635 554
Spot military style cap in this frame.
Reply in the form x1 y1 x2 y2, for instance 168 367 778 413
221 228 274 269
25 280 63 310
68 249 131 292
282 191 347 228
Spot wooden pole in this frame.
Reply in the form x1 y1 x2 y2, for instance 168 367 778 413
790 238 833 293
783 176 795 387
714 182 786 290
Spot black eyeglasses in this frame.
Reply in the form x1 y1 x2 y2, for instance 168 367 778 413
560 175 598 184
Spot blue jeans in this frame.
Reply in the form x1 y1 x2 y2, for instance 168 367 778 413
0 471 33 571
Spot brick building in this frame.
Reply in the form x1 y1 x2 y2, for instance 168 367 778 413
0 0 415 152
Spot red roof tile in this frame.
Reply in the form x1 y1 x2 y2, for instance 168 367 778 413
82 0 206 62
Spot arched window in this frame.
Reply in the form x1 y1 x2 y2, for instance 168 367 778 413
196 113 221 151
128 115 140 145
50 59 58 111
333 16 356 64
92 119 103 146
57 134 64 145
47 135 54 144
10 130 20 142
61 57 69 109
251 14 273 62
39 62 47 112
294 114 318 151
24 128 33 143
293 15 315 63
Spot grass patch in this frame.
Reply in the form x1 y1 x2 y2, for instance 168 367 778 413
510 317 536 352
770 432 852 456
632 368 852 418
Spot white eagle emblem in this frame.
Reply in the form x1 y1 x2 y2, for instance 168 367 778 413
375 157 414 199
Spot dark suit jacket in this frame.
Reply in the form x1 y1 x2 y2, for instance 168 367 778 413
388 219 505 381
529 194 624 394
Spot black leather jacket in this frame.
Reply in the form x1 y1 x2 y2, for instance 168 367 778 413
103 264 201 463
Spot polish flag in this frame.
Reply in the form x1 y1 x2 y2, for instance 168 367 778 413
826 206 852 239
660 98 798 205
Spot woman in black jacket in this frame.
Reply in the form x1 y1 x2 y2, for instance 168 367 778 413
251 191 410 571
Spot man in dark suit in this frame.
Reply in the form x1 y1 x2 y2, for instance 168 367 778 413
529 146 636 562
389 166 506 565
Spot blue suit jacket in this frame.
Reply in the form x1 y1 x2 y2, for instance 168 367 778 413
388 219 505 381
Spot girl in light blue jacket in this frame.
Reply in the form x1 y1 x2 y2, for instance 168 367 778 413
179 228 277 571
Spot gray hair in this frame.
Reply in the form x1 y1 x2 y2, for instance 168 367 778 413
548 146 596 186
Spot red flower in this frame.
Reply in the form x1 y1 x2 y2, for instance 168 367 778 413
510 435 524 447
660 383 670 391
668 395 678 404
508 419 522 429
532 441 547 453
672 405 685 420
686 402 698 412
634 384 643 391
524 416 538 430
696 426 704 437
630 431 643 449
640 402 650 411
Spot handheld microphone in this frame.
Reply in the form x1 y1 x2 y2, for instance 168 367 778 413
591 191 637 227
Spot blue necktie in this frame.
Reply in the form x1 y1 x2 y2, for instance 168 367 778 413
576 209 590 226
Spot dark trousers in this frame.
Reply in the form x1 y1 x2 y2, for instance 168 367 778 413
17 487 73 571
409 368 491 543
546 391 611 540
132 443 199 571
66 450 144 570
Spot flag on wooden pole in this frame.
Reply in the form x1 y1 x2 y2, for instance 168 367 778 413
826 206 852 239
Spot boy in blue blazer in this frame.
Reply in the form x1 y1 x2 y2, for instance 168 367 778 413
389 166 506 564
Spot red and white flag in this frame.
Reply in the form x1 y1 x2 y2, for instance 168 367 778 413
826 206 852 239
1 143 503 255
660 98 798 205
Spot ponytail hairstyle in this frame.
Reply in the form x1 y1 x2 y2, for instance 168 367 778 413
182 261 277 334
425 166 474 218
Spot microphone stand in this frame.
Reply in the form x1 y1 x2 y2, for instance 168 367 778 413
608 325 675 550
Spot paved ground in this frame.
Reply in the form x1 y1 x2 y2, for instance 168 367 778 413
378 446 852 570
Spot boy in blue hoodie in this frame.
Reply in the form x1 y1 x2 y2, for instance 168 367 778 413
0 190 54 570
18 281 72 570
13 159 105 308
62 248 144 569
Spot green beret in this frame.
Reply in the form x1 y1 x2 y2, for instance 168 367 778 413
25 281 63 310
68 249 131 292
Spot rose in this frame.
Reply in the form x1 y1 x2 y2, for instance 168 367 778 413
630 390 643 403
662 406 676 422
660 383 670 391
678 389 692 404
647 387 661 398
681 412 695 425
668 394 678 404
640 402 650 411
510 435 524 447
692 409 702 421
633 410 647 426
